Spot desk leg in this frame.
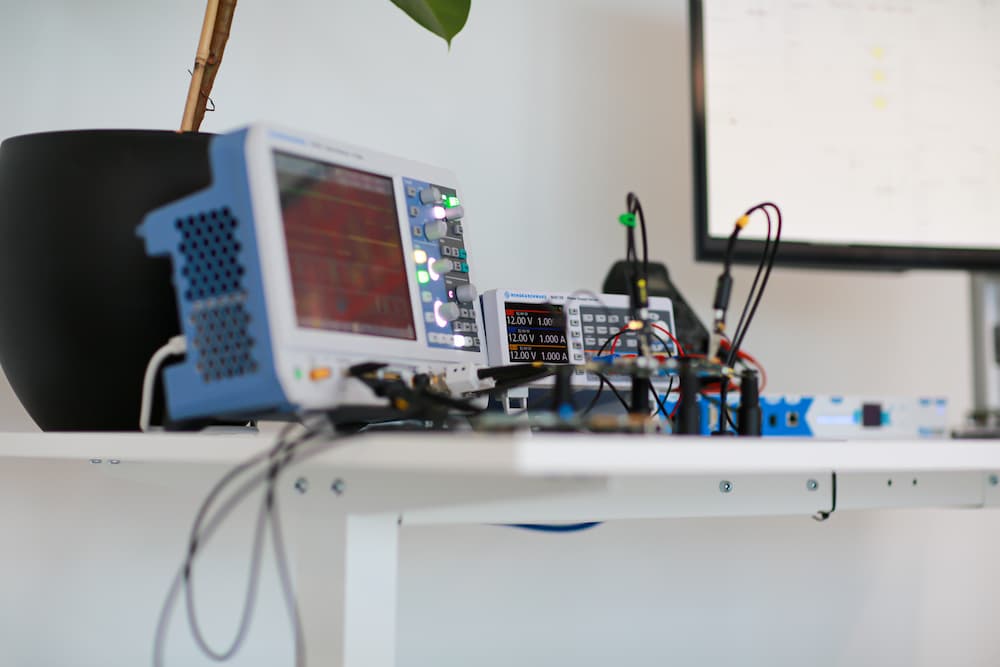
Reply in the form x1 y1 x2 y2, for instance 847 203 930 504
292 512 400 667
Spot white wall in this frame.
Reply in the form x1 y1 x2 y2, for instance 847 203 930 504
0 1 993 665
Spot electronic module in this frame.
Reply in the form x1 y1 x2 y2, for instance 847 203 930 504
481 289 678 385
138 124 488 423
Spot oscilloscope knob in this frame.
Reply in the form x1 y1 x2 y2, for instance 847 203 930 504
424 220 448 241
431 258 455 275
455 283 477 303
419 186 443 204
438 302 461 322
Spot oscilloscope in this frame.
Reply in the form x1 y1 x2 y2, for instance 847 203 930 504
138 124 488 423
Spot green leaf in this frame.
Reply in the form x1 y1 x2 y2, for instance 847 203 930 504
390 0 471 47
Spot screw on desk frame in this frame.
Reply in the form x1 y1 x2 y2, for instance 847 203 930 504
89 459 102 464
719 480 733 493
294 477 309 494
806 479 819 491
331 478 345 496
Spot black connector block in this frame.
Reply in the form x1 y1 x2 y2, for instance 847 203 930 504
676 360 701 435
737 369 762 436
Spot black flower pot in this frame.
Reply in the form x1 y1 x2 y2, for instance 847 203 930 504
0 130 212 431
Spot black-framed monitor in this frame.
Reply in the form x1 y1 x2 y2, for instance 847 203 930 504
690 0 1000 271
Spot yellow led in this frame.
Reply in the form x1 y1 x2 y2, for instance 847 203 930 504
627 320 643 331
413 249 428 264
309 366 332 381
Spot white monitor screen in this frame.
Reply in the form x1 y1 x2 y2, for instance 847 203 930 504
692 0 1000 268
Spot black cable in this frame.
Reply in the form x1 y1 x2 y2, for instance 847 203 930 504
266 470 305 667
519 291 619 415
578 325 619 416
580 326 625 415
180 422 301 662
197 424 315 662
183 491 268 660
420 390 485 415
727 209 771 365
650 378 673 420
715 202 782 431
626 192 649 277
582 321 677 417
154 440 301 667
155 419 330 667
596 372 630 411
580 376 608 416
649 329 676 358
717 382 734 435
729 202 782 362
700 391 738 430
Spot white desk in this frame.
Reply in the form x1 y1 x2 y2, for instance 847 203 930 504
2 431 999 666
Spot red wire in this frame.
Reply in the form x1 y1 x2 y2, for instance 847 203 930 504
609 323 685 357
608 327 627 354
718 339 767 392
651 322 685 357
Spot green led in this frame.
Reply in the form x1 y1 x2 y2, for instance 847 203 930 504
618 213 636 228
293 367 303 380
417 270 430 284
447 195 461 207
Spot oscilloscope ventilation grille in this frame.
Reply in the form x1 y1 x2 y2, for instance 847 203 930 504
174 207 259 383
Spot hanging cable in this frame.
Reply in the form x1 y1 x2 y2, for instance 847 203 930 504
708 202 783 433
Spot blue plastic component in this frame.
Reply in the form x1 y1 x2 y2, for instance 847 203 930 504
137 130 293 422
660 395 816 436
404 177 479 352
760 396 815 436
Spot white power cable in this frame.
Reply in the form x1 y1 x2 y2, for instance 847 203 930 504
140 335 188 432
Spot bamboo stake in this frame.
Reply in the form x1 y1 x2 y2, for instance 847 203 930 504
180 0 238 132
181 0 219 132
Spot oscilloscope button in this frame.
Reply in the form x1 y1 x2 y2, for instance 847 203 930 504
438 302 461 322
442 205 465 221
431 258 455 275
419 186 443 204
424 220 449 241
455 284 478 303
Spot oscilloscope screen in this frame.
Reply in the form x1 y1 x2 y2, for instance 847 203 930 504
275 151 416 340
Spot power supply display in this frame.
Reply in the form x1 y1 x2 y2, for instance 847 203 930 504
504 302 569 363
